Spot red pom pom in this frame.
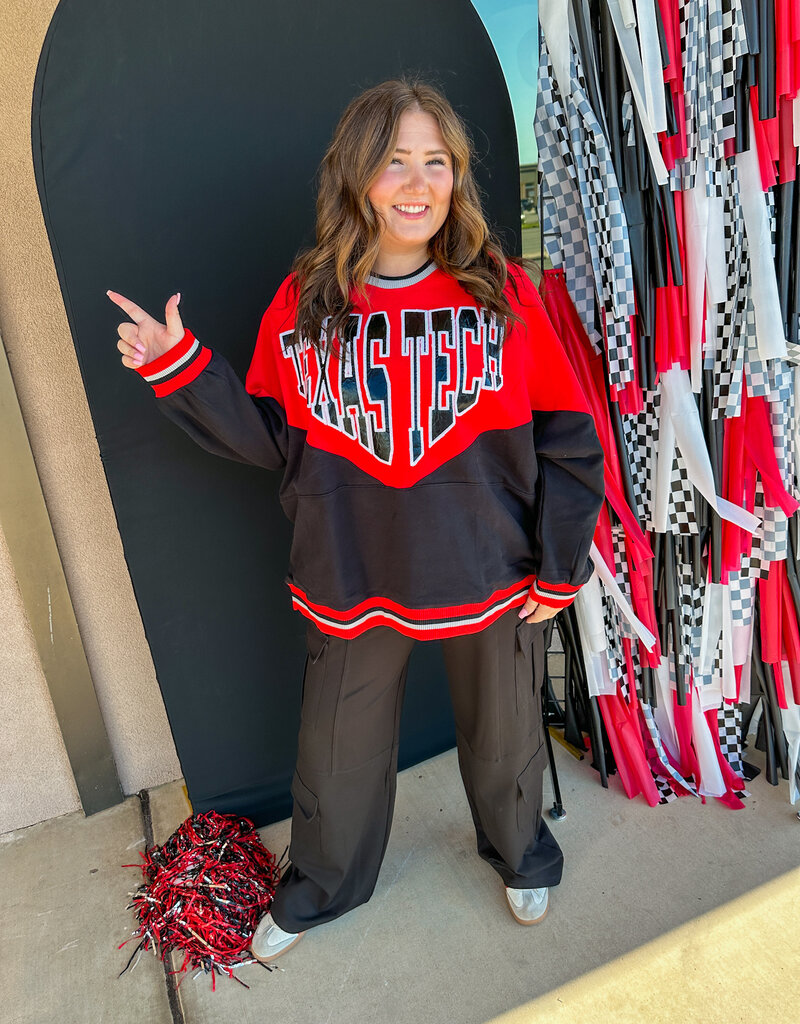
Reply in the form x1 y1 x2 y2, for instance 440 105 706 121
120 810 280 987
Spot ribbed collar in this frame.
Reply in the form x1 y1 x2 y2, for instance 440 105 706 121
366 259 438 289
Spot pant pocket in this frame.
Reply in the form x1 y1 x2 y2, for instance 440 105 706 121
516 742 547 833
290 770 321 853
300 622 330 726
513 619 539 729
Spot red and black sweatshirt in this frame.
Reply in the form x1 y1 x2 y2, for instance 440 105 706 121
136 260 604 639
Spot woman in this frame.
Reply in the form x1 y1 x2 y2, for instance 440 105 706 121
108 78 604 963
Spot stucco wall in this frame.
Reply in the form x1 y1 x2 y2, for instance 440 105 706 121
0 0 181 833
0 527 81 832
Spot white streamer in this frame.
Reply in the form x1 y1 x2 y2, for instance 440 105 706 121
691 684 727 798
653 385 676 532
589 542 657 650
573 574 617 697
619 0 636 25
604 0 669 184
780 677 800 804
721 585 736 702
539 0 572 107
652 659 680 761
683 186 710 392
699 582 723 675
734 110 789 361
636 0 667 134
794 94 800 149
660 368 760 532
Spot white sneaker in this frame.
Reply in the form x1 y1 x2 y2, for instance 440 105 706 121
505 885 549 925
250 912 305 963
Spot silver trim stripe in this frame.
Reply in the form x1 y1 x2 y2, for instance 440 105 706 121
143 337 201 382
291 584 531 634
530 580 577 604
366 262 438 289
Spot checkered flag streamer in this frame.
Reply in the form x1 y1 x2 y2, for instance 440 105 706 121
534 1 800 814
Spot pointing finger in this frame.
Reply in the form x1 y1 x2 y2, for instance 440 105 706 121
106 289 151 325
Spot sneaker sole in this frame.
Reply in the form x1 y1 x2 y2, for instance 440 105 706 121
251 930 306 964
507 900 549 926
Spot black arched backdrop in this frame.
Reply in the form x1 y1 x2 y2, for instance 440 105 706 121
32 0 521 824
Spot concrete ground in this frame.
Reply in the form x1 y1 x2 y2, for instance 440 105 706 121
4 728 800 1024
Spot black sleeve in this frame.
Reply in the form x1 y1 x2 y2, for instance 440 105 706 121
139 338 289 471
528 409 605 607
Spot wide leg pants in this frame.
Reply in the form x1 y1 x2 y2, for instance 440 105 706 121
270 608 564 933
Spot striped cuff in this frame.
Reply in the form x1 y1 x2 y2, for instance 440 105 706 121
528 577 582 609
135 330 212 397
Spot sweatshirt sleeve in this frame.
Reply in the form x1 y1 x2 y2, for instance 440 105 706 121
512 265 605 608
134 289 292 472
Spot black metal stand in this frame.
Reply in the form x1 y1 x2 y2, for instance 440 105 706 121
543 618 567 820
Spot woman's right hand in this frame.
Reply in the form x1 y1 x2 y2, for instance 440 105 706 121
107 290 185 369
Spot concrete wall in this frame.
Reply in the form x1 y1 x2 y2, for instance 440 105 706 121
0 0 181 834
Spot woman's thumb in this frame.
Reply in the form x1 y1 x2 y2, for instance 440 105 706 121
165 292 184 337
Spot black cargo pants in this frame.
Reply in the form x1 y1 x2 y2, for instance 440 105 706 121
270 607 564 933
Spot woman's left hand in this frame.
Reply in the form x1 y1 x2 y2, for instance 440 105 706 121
518 596 561 624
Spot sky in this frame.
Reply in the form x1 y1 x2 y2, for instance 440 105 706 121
470 0 539 165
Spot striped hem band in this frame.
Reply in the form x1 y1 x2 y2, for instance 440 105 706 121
529 578 581 608
135 330 212 396
287 578 535 640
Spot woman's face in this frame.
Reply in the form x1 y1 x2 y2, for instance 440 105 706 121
367 108 454 272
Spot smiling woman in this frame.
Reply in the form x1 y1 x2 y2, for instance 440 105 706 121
108 75 605 964
366 110 454 276
288 78 520 357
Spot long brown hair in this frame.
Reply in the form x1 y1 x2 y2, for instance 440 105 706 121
291 78 520 350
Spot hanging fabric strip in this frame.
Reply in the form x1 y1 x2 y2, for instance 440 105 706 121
637 0 669 134
604 0 670 184
795 365 800 465
652 656 681 760
573 573 618 697
660 366 761 530
684 184 710 391
735 110 790 360
703 706 749 806
619 0 635 26
780 688 800 804
535 0 799 810
735 620 754 703
705 192 727 304
711 0 738 148
535 27 603 352
712 161 751 419
590 542 658 650
538 6 638 388
691 684 728 797
539 0 571 99
721 582 738 701
794 93 800 147
717 703 745 776
640 701 700 796
652 385 676 531
699 581 725 674
768 359 799 496
670 0 701 192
